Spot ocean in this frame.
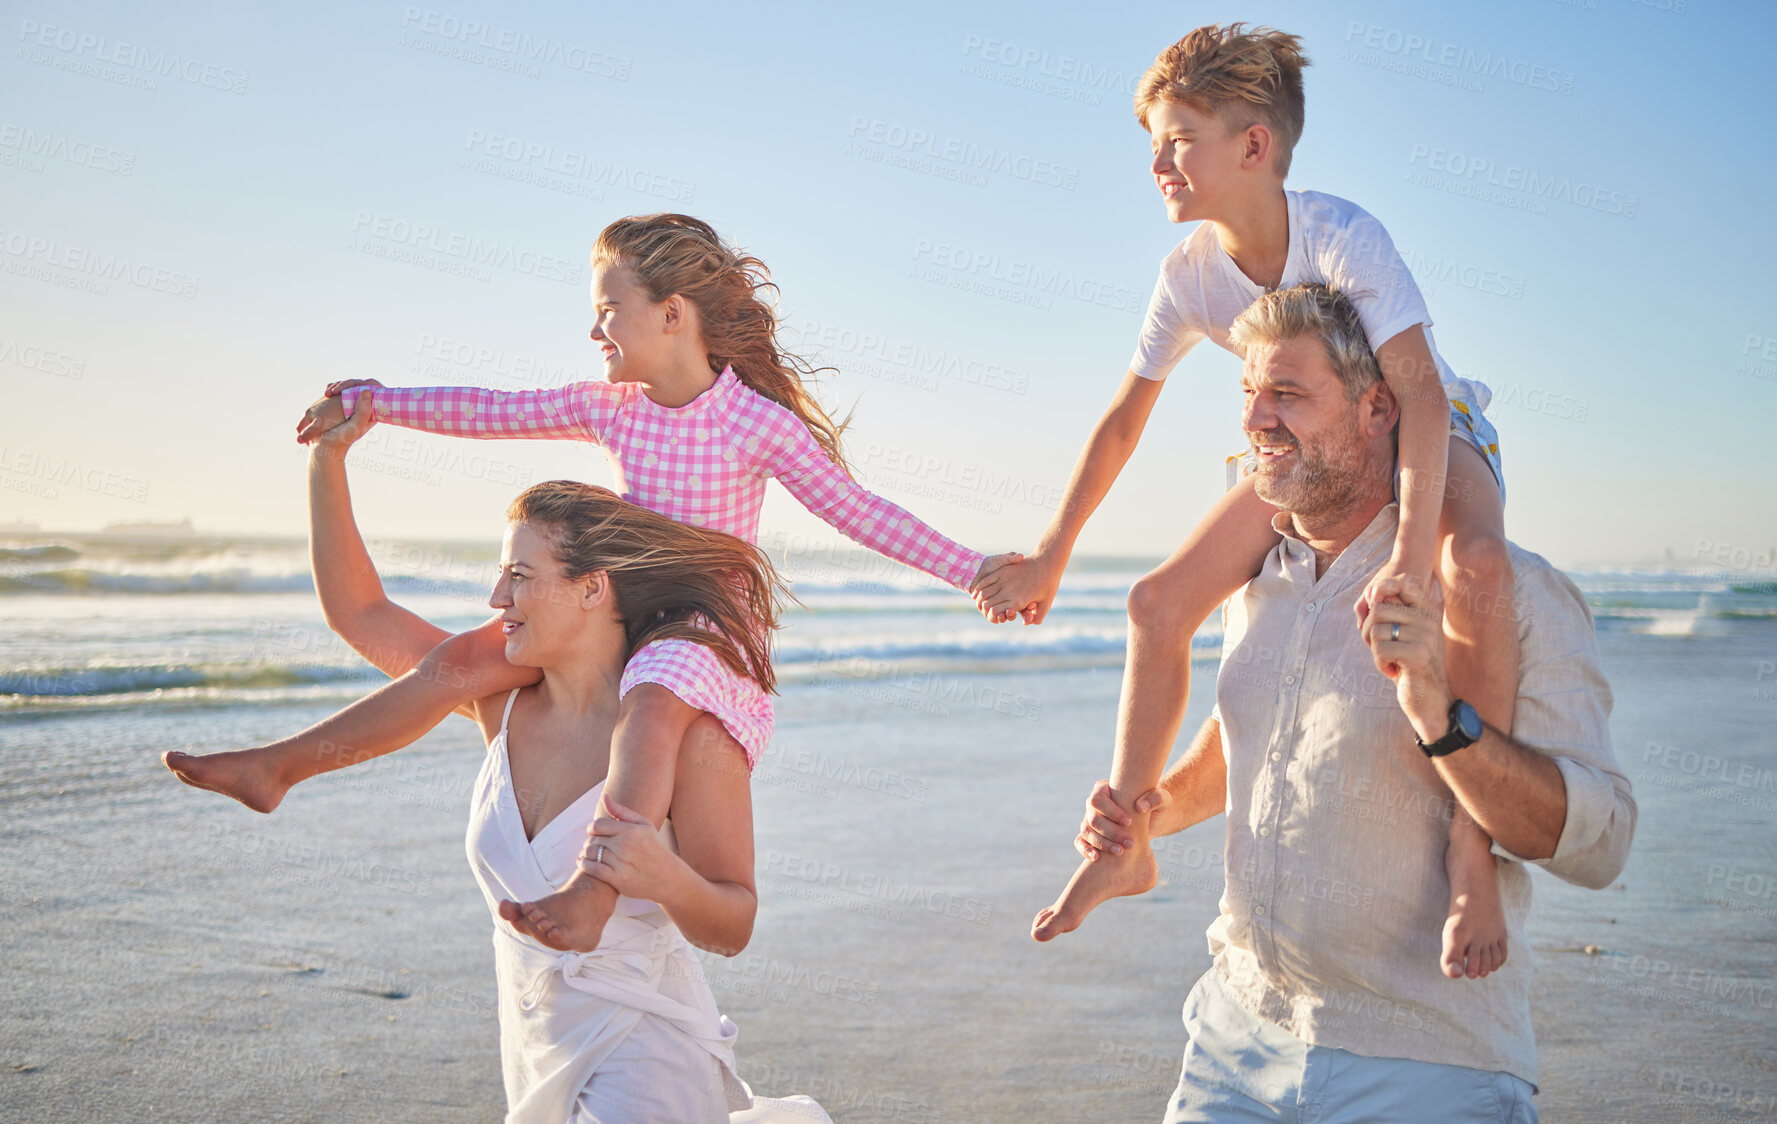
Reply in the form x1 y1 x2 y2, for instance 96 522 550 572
2 531 1774 1121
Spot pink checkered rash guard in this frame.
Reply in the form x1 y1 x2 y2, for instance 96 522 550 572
347 367 988 765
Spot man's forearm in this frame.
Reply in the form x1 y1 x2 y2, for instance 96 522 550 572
1152 718 1228 837
1433 724 1566 860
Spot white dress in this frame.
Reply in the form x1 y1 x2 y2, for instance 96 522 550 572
466 690 830 1124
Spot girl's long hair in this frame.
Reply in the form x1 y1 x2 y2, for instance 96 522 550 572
594 213 853 477
507 481 790 693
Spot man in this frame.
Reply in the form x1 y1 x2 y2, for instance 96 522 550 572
1075 283 1635 1122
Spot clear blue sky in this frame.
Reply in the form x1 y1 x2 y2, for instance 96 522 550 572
4 0 1774 569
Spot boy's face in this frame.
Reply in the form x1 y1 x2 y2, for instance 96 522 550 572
1147 100 1251 224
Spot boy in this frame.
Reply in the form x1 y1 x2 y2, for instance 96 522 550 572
974 24 1515 980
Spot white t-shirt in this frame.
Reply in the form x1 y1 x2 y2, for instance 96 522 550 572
1129 190 1467 394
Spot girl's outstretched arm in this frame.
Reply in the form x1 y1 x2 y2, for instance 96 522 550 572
297 381 619 447
751 403 998 592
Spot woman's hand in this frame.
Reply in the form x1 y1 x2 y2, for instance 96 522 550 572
301 388 376 451
297 379 384 445
577 798 687 900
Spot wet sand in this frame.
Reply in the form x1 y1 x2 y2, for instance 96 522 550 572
2 625 1774 1122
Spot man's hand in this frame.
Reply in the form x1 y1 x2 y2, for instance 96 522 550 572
1074 779 1170 860
1360 574 1454 743
296 379 384 444
975 548 1064 626
1355 558 1432 676
968 552 1025 624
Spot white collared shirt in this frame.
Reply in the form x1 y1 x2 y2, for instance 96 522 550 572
1210 502 1635 1087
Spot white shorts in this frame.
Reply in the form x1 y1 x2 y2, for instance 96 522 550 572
1162 971 1536 1124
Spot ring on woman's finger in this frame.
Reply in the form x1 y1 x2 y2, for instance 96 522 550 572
1390 622 1401 642
593 844 605 865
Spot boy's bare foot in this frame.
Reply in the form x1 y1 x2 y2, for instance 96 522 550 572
1032 844 1158 942
1442 846 1508 979
162 748 290 814
500 872 615 953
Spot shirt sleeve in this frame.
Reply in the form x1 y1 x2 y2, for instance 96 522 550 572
620 637 774 770
345 383 618 444
1128 266 1204 380
1316 206 1434 352
742 403 986 591
1488 557 1637 890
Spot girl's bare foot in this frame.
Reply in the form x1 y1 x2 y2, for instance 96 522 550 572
162 748 291 814
1442 845 1508 979
499 872 615 953
1031 843 1158 942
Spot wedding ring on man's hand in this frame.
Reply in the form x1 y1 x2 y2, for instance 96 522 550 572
1390 622 1401 642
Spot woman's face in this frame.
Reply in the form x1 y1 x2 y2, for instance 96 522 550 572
488 522 603 666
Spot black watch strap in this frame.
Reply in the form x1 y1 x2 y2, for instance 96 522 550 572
1418 699 1482 758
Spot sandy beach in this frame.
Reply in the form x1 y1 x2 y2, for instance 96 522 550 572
4 601 1774 1122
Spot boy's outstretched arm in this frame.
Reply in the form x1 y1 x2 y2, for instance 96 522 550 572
977 371 1164 624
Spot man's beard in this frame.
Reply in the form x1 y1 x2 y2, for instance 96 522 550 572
1248 413 1373 520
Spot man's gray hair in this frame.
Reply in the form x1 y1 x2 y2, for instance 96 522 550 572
1227 283 1383 400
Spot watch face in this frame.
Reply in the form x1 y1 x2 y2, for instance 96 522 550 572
1454 700 1484 743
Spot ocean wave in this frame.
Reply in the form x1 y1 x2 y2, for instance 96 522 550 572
0 569 319 596
0 682 375 716
0 543 80 562
2 661 380 698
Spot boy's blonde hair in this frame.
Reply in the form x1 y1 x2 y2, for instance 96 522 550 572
1227 284 1380 401
1134 23 1310 177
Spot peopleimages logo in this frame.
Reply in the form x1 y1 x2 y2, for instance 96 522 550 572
846 116 1079 191
1343 21 1576 95
0 229 200 298
910 238 1143 313
0 124 136 175
348 212 582 285
1406 144 1638 219
15 19 249 93
398 7 630 79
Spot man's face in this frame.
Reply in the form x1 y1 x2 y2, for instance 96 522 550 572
1240 333 1381 518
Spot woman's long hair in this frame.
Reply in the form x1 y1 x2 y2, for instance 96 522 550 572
508 481 790 692
594 213 853 477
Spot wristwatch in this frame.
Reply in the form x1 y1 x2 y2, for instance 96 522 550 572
1418 698 1483 758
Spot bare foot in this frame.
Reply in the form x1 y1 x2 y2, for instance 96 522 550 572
1031 844 1158 942
500 872 615 953
1442 847 1508 979
162 748 291 814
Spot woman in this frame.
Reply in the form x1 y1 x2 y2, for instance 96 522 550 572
172 396 826 1122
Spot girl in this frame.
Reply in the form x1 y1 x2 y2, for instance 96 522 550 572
168 213 1018 955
